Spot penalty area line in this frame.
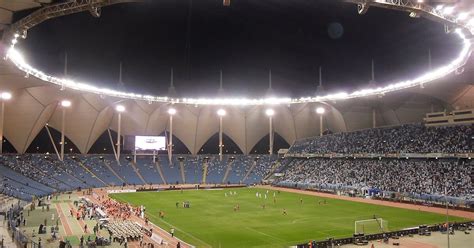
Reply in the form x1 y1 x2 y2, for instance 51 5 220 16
147 212 209 248
245 226 286 243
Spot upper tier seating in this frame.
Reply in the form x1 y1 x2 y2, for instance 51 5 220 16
289 123 472 154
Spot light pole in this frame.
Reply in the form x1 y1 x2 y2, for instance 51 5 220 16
217 109 226 161
115 105 125 162
0 92 12 154
168 108 176 164
445 177 450 248
316 107 325 136
60 100 71 161
265 109 275 155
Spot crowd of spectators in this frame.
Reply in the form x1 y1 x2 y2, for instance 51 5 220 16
1 155 73 190
289 124 473 154
279 158 472 199
3 121 471 201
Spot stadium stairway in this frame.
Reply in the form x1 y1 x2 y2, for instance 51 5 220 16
241 159 256 182
27 157 75 191
201 160 208 184
74 159 108 187
221 158 234 184
154 161 167 184
115 159 143 185
179 160 186 183
184 156 203 184
130 161 148 185
134 159 162 184
102 157 126 184
159 156 181 184
263 159 283 181
53 159 94 189
80 156 123 186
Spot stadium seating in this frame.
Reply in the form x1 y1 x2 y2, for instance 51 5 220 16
133 158 162 184
81 155 124 186
289 123 472 154
277 158 473 201
2 123 471 202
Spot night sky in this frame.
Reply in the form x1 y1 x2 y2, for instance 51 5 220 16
2 0 464 154
16 0 462 98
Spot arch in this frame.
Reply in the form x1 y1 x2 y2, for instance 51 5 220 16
88 129 118 154
197 132 244 154
249 132 290 154
25 126 80 154
84 106 114 154
159 131 191 154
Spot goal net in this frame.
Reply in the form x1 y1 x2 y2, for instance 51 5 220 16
354 218 389 234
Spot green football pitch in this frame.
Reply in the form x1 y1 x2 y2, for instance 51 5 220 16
110 187 467 248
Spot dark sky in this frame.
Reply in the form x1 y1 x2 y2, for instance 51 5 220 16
16 0 462 98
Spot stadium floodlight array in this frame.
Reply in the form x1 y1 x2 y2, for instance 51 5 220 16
3 2 474 106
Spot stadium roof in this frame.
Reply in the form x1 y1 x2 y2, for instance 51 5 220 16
0 0 473 155
0 58 472 155
0 0 51 30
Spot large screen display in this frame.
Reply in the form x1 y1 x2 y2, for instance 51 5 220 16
134 136 166 151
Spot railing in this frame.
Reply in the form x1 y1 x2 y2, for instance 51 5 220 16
285 152 474 159
274 182 473 205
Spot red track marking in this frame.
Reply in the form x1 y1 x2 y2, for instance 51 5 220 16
260 185 474 220
67 202 86 233
55 203 73 236
86 189 192 248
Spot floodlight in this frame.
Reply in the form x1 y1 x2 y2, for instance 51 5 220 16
168 108 176 115
443 7 454 15
60 100 71 107
265 109 275 117
115 105 125 112
468 18 474 26
217 109 226 116
316 107 325 114
1 92 12 100
457 13 468 21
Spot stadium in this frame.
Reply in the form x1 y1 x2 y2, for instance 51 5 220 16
0 0 473 247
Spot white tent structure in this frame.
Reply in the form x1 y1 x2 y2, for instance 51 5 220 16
0 0 473 155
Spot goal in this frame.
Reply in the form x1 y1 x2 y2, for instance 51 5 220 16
354 218 389 234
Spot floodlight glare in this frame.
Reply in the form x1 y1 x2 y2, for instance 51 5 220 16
115 105 125 112
443 7 454 15
217 109 226 116
2 2 472 107
1 92 12 100
60 100 71 107
457 13 468 21
316 107 325 114
468 18 474 26
265 109 275 117
168 108 176 115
